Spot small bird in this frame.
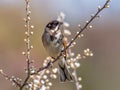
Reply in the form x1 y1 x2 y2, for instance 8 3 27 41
42 20 73 82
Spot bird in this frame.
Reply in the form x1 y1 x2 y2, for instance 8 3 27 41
42 20 73 82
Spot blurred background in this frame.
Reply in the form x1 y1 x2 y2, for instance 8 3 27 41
0 0 120 90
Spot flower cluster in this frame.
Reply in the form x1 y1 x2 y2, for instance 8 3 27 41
29 57 59 90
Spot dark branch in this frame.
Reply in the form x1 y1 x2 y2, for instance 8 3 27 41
31 0 110 75
20 1 31 90
0 70 21 88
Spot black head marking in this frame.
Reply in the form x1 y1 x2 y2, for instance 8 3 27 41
46 20 60 29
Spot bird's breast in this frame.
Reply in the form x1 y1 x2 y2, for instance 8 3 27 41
42 31 63 57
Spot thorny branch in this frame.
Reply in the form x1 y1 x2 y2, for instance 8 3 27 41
31 0 111 75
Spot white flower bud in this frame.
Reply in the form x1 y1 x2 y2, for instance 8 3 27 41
64 29 71 36
98 5 101 10
89 25 93 29
41 80 45 84
75 62 80 68
63 22 70 27
48 82 52 86
22 52 26 55
78 77 82 81
43 75 47 79
52 68 58 73
34 79 39 84
46 70 50 74
0 69 3 73
30 32 34 35
30 25 34 29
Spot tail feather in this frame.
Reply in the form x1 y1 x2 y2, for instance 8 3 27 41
59 63 66 82
58 61 73 82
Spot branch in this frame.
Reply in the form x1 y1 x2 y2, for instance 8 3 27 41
0 0 110 90
0 69 21 88
73 70 81 90
20 0 33 90
32 0 110 75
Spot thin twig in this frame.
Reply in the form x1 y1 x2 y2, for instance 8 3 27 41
73 70 81 90
20 0 31 90
0 70 21 87
31 0 110 75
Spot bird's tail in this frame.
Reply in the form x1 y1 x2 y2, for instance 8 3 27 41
58 57 73 82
